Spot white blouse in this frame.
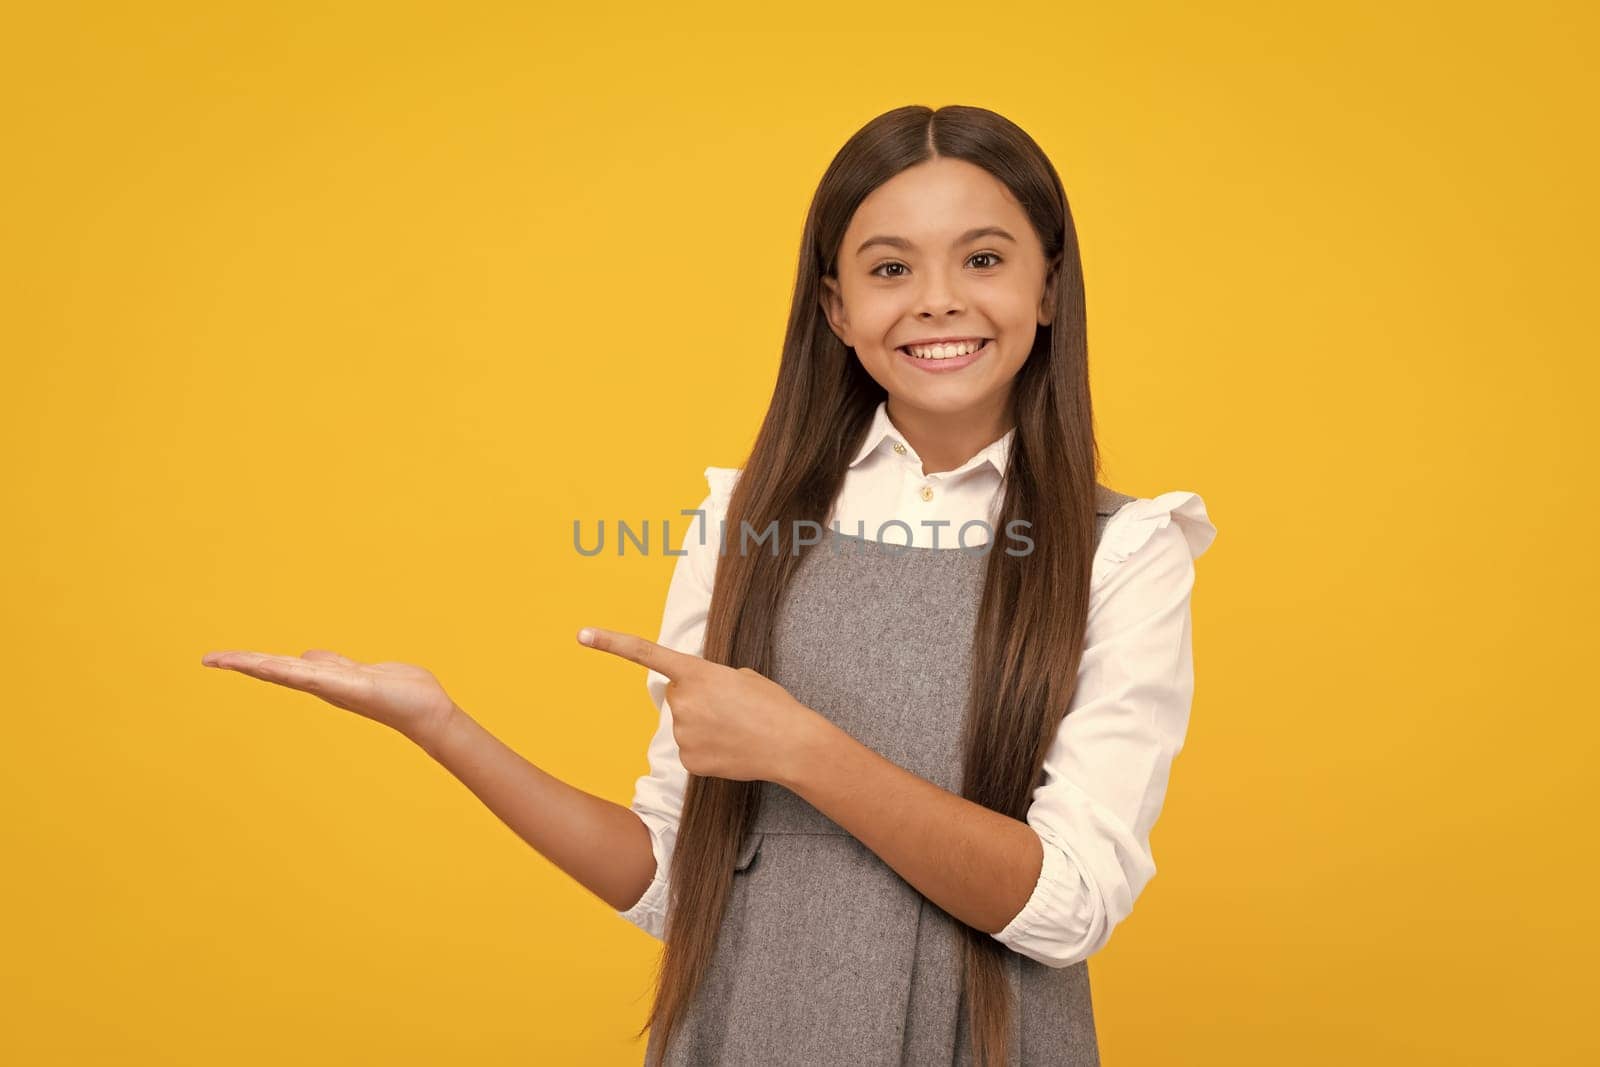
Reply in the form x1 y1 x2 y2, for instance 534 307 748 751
617 400 1218 969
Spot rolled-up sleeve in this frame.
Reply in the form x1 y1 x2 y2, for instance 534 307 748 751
992 491 1217 967
616 469 738 938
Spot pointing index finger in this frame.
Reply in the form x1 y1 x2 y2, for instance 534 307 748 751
578 627 699 679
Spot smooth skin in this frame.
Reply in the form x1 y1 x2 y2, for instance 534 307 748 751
202 156 1060 938
821 155 1059 475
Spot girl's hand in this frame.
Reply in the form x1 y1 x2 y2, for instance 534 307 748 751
199 648 460 751
578 626 820 785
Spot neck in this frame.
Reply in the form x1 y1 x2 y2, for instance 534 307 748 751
885 394 1013 475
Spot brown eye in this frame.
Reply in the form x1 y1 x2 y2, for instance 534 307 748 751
969 252 1003 269
871 262 908 278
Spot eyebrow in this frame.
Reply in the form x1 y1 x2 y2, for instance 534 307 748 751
855 226 1018 257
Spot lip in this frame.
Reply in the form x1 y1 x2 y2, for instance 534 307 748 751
896 337 993 374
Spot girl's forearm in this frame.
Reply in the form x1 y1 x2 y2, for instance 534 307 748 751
778 712 1039 935
415 704 657 913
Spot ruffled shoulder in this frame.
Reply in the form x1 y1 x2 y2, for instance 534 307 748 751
704 466 742 510
1094 490 1217 583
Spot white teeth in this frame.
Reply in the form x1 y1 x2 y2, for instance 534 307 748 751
904 339 986 360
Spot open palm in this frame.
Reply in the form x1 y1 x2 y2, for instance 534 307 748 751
200 648 458 747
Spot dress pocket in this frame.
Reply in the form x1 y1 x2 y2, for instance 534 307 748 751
734 830 763 872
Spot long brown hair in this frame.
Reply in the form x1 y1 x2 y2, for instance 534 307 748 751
636 104 1102 1067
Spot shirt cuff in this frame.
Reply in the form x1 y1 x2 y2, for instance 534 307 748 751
992 829 1105 967
617 869 669 940
617 815 674 940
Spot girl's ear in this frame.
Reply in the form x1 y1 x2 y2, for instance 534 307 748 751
1038 254 1062 325
819 274 852 346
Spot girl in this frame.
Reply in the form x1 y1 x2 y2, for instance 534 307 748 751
201 104 1216 1066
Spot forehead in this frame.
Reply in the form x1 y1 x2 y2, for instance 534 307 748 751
845 157 1027 240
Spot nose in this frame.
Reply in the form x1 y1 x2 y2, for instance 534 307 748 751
914 268 965 318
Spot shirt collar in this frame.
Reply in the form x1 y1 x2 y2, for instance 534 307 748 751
847 399 1014 478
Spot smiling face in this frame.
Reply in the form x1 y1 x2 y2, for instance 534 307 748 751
820 156 1059 429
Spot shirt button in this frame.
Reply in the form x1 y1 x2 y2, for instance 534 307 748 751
920 485 934 501
892 441 907 455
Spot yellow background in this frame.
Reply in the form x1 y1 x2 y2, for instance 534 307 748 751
3 2 1594 1063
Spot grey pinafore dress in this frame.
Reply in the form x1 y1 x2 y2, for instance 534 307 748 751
647 483 1136 1066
